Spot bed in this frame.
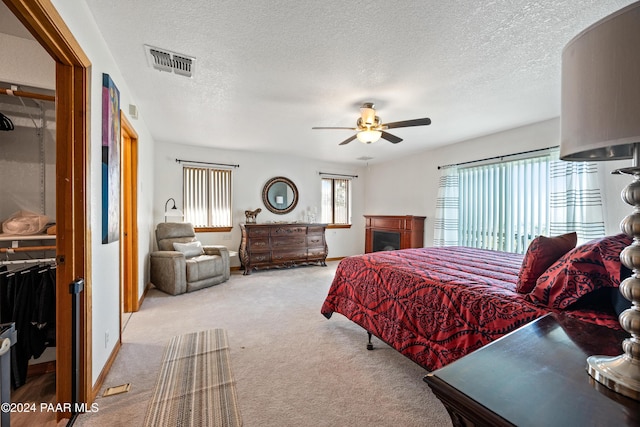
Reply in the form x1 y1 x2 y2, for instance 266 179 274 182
321 234 629 371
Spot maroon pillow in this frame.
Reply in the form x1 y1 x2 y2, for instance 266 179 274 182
516 232 577 294
526 233 632 309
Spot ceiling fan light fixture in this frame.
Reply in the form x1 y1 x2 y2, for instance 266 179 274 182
357 130 382 144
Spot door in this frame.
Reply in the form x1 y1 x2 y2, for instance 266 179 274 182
120 113 139 317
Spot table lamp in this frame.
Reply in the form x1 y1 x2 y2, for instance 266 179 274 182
560 2 640 400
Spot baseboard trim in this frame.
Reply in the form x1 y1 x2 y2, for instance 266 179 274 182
91 339 122 400
326 257 345 262
138 282 151 308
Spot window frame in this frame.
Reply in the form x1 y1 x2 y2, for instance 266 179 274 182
321 177 352 228
457 154 551 253
182 166 233 232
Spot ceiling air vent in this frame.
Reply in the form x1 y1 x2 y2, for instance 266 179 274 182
144 45 195 78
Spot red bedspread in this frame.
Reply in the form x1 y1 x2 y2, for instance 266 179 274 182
321 247 620 371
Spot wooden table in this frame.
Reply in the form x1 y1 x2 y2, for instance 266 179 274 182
424 313 640 427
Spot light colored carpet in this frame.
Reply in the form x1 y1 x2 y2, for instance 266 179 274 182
75 262 451 427
143 329 241 427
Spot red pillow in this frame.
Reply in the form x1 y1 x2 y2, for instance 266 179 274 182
516 232 577 294
526 233 632 309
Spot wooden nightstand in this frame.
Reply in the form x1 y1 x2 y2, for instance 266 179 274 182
424 313 640 427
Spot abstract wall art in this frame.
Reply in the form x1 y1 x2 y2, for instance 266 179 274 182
102 73 121 244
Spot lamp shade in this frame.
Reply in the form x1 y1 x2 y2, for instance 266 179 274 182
560 2 640 161
164 207 184 216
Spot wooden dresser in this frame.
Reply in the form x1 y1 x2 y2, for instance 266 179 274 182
239 223 328 275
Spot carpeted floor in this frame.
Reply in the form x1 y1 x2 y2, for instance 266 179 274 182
75 262 452 427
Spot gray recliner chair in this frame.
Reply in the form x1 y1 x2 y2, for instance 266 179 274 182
150 222 230 295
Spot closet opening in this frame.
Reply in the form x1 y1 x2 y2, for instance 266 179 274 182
0 81 58 425
3 0 92 423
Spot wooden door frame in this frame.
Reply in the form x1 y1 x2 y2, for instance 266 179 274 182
3 0 91 420
120 113 139 314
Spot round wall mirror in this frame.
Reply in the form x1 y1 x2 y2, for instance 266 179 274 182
262 176 298 214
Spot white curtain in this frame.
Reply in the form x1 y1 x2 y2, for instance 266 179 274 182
548 148 605 244
433 166 459 246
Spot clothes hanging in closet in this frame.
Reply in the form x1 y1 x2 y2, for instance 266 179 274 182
0 264 56 389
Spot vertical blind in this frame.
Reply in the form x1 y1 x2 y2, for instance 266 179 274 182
458 155 550 253
183 167 232 227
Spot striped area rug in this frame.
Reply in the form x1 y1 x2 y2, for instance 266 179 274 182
143 329 242 426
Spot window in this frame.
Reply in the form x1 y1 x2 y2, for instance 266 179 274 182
321 178 351 225
182 166 232 230
434 148 605 253
458 155 550 253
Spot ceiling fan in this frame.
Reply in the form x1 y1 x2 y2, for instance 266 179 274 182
312 102 431 145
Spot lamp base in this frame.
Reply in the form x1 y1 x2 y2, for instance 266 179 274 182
587 354 640 401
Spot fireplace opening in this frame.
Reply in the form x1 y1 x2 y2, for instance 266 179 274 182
372 230 401 252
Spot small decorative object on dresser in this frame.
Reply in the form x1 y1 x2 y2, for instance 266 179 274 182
239 223 328 275
244 208 261 224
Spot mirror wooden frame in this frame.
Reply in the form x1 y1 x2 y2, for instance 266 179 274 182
262 176 298 214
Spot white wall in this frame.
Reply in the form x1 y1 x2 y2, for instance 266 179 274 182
0 33 55 90
364 118 631 246
154 142 366 262
51 0 157 385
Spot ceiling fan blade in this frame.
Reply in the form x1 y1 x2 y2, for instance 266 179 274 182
381 131 403 144
383 117 431 129
312 126 356 130
338 134 357 145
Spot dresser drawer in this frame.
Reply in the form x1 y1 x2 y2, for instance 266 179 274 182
306 234 324 247
248 238 270 251
308 248 327 258
307 226 325 235
272 236 307 249
247 227 270 237
249 252 271 264
272 250 307 262
271 226 307 237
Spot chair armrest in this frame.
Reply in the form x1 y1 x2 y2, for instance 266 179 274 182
151 250 186 259
203 245 230 280
150 251 187 295
203 245 228 256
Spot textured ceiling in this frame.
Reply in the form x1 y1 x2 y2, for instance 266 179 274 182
14 1 640 165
